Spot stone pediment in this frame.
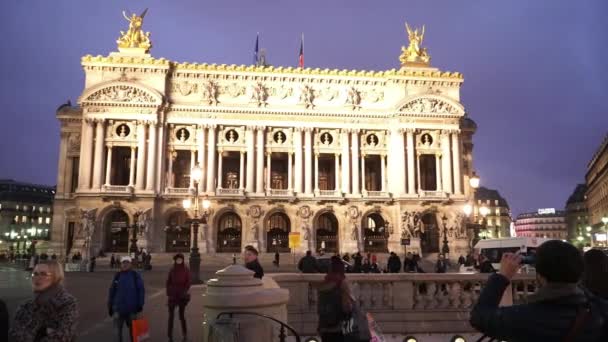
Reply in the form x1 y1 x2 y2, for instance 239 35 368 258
397 95 464 116
80 81 163 106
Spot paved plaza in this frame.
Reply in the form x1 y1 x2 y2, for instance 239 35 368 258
1 260 297 342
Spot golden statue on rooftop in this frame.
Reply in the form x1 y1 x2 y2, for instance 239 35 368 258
399 22 430 67
116 9 152 52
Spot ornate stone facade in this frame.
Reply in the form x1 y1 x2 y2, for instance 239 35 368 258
49 18 478 259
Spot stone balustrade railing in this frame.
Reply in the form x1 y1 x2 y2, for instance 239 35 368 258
269 273 537 336
217 188 244 196
103 185 133 194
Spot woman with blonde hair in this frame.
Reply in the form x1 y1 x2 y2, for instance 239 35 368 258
10 260 79 341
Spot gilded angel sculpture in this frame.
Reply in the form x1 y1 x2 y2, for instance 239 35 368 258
399 22 430 66
116 9 152 51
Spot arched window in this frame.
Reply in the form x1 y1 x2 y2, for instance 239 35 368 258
217 212 242 253
166 211 190 253
266 212 291 253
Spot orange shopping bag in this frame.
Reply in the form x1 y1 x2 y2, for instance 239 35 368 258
131 317 150 342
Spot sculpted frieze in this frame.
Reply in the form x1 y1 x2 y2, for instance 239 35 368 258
362 89 384 103
346 87 362 110
250 82 269 107
86 106 156 114
269 85 294 100
85 85 155 103
202 80 219 105
224 83 246 98
172 81 198 96
299 85 316 109
402 98 457 115
68 133 81 153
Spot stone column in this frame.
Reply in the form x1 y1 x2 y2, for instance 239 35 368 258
294 128 303 193
167 148 174 188
361 154 366 193
56 132 69 194
217 150 223 189
246 127 255 193
334 153 340 192
64 156 73 194
156 123 166 193
206 126 217 193
78 119 94 190
435 153 442 191
266 152 271 190
135 122 147 190
256 127 265 193
129 146 136 186
314 152 319 192
441 131 452 194
452 132 462 195
239 150 245 190
416 153 421 192
381 154 386 192
388 128 404 196
190 149 197 189
406 129 416 195
304 128 313 194
351 130 360 195
104 145 113 186
197 125 207 193
146 122 157 191
91 120 105 190
341 130 350 194
287 152 293 190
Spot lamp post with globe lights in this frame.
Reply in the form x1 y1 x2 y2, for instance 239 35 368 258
463 172 489 249
182 164 210 284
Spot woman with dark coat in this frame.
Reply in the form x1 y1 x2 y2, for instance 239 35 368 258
317 256 354 342
582 249 608 299
10 260 79 342
166 253 191 342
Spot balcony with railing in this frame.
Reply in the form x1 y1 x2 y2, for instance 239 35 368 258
363 190 389 198
267 189 294 197
217 188 245 196
102 185 134 195
165 187 190 195
419 190 447 199
315 189 342 198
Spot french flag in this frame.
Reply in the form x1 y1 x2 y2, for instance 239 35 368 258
298 34 304 68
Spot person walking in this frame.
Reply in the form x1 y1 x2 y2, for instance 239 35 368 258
404 252 416 273
352 252 363 273
298 250 319 273
89 256 96 272
274 251 280 268
457 254 466 266
582 248 608 299
108 256 145 342
244 245 264 279
317 256 353 342
435 254 448 273
10 260 79 342
166 254 191 342
470 240 608 341
387 252 401 273
110 254 116 269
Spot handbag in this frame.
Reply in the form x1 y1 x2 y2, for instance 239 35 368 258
341 302 372 342
131 317 150 342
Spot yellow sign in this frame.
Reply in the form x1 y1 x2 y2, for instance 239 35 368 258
288 232 301 249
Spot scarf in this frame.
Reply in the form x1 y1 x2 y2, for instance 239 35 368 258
34 284 63 306
528 283 583 304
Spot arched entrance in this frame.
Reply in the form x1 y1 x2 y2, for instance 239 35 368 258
362 213 388 253
420 213 440 254
165 211 191 253
315 212 339 253
266 212 291 253
105 210 129 253
216 212 242 253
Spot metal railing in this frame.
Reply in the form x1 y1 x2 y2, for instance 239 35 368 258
216 311 301 342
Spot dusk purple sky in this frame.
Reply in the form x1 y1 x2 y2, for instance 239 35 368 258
1 0 606 217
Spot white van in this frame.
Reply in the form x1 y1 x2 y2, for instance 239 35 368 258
473 237 555 273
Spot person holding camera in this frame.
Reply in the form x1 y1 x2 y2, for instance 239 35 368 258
470 240 607 341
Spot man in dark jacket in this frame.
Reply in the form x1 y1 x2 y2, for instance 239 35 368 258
435 254 448 273
108 256 145 342
479 255 495 273
298 250 319 273
352 252 363 273
244 245 264 279
470 240 608 342
387 252 401 273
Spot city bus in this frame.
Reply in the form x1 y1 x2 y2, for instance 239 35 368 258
473 237 555 272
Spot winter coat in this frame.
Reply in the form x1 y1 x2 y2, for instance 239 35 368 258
166 264 191 306
435 260 448 273
10 285 78 342
108 270 145 315
245 259 264 279
387 255 402 273
471 273 608 342
298 255 319 273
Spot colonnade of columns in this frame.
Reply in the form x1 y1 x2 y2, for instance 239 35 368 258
75 121 464 198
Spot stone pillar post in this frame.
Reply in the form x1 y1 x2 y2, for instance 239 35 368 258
361 154 366 193
452 132 462 195
105 146 113 186
78 119 94 190
156 123 166 193
381 154 387 192
406 129 416 195
129 146 136 186
246 127 255 193
167 148 174 188
135 122 147 190
341 130 350 194
441 131 452 194
91 120 105 190
435 153 442 191
217 150 223 190
56 132 69 195
197 125 206 193
239 150 245 190
206 125 216 193
287 152 293 190
266 152 271 191
145 122 157 191
388 128 404 196
64 156 73 194
255 127 265 194
416 152 421 193
190 149 196 189
304 128 313 194
334 153 340 192
351 130 360 195
314 152 319 192
294 128 303 193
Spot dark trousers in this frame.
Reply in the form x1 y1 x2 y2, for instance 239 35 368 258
113 313 134 342
321 332 344 342
168 302 187 339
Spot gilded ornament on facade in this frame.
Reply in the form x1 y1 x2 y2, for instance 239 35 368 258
399 23 431 67
116 9 152 52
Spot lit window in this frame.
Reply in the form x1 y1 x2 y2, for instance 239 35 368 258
47 207 51 213
22 216 27 222
45 217 51 224
38 217 43 224
33 206 36 211
23 205 28 211
16 205 19 210
14 215 19 223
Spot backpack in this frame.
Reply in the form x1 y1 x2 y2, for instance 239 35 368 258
317 282 345 328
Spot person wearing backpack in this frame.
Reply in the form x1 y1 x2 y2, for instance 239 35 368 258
108 256 145 342
317 256 353 342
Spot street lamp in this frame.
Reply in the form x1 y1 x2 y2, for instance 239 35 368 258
129 211 142 255
463 172 486 250
183 164 209 284
441 215 450 256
